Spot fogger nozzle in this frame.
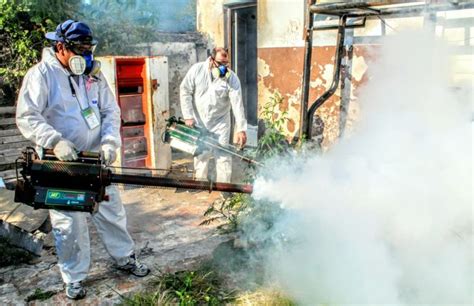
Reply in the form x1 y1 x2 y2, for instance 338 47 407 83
165 117 262 166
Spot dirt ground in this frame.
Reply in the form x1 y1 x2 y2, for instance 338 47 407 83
0 154 251 304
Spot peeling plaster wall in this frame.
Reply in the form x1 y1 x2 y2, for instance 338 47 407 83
258 0 305 48
258 46 371 147
257 1 473 148
257 0 363 147
194 1 472 148
257 0 361 147
197 0 225 48
136 33 208 118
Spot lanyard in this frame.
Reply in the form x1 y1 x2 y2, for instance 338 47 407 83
68 75 91 111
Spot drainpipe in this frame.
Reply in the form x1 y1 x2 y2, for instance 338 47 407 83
298 0 316 143
306 15 347 139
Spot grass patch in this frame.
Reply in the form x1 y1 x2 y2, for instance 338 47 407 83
0 237 34 267
25 288 56 302
235 288 297 305
121 290 174 305
121 265 235 305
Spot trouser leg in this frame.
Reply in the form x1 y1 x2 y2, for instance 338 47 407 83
92 185 134 266
49 210 90 284
215 152 232 183
194 151 213 180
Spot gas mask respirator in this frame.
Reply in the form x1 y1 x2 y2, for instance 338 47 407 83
68 50 101 77
211 60 231 79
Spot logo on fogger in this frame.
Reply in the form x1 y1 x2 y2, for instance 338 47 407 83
49 191 61 199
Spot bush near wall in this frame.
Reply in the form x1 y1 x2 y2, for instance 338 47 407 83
1 2 46 105
0 0 161 106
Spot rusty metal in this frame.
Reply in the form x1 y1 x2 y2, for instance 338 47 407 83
300 0 474 141
299 0 317 142
306 15 347 139
309 1 474 16
313 16 367 31
339 29 355 139
310 1 371 16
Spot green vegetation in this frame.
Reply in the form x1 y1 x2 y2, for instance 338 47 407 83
0 0 162 105
0 0 55 105
200 91 292 234
200 193 248 233
195 92 300 305
121 260 298 305
122 290 173 306
25 288 56 302
121 92 299 305
122 265 235 305
255 91 291 160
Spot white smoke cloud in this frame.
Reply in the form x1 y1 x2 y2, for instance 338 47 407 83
250 25 472 305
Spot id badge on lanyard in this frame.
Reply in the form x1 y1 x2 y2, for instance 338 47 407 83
69 76 100 130
81 107 100 130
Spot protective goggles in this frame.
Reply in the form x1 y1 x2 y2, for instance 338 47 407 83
66 41 96 55
213 60 229 67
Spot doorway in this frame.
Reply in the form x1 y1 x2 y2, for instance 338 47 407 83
224 0 258 127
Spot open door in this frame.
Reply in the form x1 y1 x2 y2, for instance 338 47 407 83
224 0 257 146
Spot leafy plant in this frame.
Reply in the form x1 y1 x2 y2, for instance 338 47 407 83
255 91 291 160
200 193 249 233
0 0 58 105
200 91 292 233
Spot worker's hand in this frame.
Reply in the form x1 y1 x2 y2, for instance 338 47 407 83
53 139 78 161
101 143 117 166
236 131 247 149
184 119 195 127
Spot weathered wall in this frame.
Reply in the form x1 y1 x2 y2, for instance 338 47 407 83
193 0 473 148
257 0 365 147
137 32 208 118
197 0 226 48
257 0 473 147
258 45 370 147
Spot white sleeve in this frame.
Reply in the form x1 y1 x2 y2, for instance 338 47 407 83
179 66 196 120
16 68 63 149
98 73 121 148
228 74 247 132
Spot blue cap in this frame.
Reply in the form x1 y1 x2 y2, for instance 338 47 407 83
45 20 97 45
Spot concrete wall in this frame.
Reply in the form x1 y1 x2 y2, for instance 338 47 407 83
136 32 208 118
197 0 226 47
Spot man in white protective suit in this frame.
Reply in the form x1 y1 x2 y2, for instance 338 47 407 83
180 47 247 184
15 20 149 300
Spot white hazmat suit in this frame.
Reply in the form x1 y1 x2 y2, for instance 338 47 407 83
180 58 247 183
16 48 135 284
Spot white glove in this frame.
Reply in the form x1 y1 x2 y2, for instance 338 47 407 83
101 143 117 166
53 139 78 161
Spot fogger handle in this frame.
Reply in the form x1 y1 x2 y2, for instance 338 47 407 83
43 149 101 159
